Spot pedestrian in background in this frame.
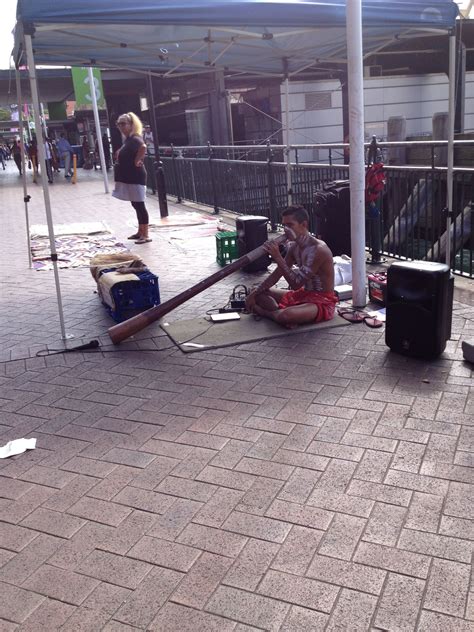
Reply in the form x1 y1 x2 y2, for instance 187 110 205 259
94 133 112 171
28 137 38 181
57 132 73 178
112 112 151 245
102 132 111 169
50 139 60 173
44 138 54 183
82 137 94 169
12 140 22 175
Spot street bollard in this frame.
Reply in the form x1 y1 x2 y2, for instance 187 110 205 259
71 154 77 184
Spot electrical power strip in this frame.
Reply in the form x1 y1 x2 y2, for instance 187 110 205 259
219 306 245 313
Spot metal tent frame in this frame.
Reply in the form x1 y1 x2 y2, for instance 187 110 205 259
13 0 458 336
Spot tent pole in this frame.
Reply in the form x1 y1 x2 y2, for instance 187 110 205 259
87 67 109 193
283 59 293 205
146 71 169 218
446 33 455 267
346 0 367 308
15 68 32 268
24 33 69 340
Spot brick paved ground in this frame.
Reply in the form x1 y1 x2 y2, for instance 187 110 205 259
0 162 473 631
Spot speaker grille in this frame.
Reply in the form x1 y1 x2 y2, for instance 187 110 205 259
236 216 270 273
385 261 452 359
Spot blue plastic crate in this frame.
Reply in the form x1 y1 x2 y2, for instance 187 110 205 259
99 269 160 323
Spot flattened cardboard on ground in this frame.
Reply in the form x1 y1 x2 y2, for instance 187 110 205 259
161 312 351 353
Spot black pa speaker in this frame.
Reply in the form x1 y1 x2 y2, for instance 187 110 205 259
385 261 454 359
313 180 351 256
236 215 270 273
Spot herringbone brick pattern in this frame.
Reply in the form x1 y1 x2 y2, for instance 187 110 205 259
0 164 473 630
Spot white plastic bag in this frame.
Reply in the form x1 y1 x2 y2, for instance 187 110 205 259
0 438 36 459
333 255 352 285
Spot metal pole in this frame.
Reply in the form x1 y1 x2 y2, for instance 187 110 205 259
446 33 456 267
226 90 235 160
170 144 182 203
146 71 169 218
15 68 32 268
24 34 68 340
208 142 219 214
87 66 109 193
346 0 367 308
284 68 293 205
267 142 277 231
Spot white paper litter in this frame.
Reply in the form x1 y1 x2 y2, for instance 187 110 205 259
0 438 37 459
30 222 109 238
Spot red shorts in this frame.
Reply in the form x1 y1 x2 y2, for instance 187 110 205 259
278 289 338 323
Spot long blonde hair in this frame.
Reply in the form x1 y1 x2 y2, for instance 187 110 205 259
117 112 143 136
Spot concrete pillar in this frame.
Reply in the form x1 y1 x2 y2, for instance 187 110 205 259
208 70 231 144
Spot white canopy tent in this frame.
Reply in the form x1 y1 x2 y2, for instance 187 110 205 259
13 0 459 338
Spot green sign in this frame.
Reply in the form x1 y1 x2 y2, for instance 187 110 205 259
71 67 105 109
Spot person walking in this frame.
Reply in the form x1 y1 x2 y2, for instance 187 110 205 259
12 140 22 175
57 132 73 177
44 138 54 183
101 132 111 170
112 112 151 244
51 139 60 173
28 138 39 182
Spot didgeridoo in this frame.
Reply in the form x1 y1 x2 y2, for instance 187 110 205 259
108 231 290 344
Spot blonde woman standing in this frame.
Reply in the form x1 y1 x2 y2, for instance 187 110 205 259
113 112 151 244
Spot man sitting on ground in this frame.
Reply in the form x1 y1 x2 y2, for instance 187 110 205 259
246 205 338 327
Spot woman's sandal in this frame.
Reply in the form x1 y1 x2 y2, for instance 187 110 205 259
338 308 383 329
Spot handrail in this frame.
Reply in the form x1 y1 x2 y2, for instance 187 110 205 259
160 146 474 278
291 140 474 148
163 140 474 151
166 145 285 151
162 155 474 173
294 162 474 173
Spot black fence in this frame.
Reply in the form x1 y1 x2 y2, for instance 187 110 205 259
152 148 473 278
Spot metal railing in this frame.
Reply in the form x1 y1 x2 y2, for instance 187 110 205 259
152 142 474 278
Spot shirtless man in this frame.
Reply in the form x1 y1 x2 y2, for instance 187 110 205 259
245 205 337 327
